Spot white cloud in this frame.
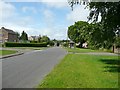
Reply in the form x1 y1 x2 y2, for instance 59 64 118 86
0 0 69 40
43 9 53 19
3 0 67 2
1 21 67 40
54 30 67 40
43 9 55 27
39 26 67 40
22 6 37 14
15 16 34 27
0 0 35 33
42 2 69 9
1 22 31 35
0 0 16 20
67 5 90 23
41 0 66 2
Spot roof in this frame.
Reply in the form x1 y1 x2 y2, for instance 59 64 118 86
30 36 40 39
1 27 16 34
31 36 36 38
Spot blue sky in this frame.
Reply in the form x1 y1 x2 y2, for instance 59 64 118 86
1 0 90 40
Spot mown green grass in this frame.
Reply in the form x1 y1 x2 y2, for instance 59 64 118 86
37 54 119 88
0 50 17 56
4 47 49 50
66 47 112 53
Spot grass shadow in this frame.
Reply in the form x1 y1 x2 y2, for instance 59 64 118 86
100 59 120 73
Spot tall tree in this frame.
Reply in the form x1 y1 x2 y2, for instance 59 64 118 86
38 36 42 43
20 31 28 41
68 0 120 33
39 35 50 43
68 21 89 47
68 0 120 49
15 32 20 40
81 23 110 49
68 25 79 43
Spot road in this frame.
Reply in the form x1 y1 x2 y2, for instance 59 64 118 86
2 47 67 88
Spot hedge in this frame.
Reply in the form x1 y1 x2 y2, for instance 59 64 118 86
5 42 47 47
30 41 38 43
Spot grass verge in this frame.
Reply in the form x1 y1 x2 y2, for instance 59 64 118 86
65 47 112 53
37 54 119 88
0 50 17 56
4 47 49 50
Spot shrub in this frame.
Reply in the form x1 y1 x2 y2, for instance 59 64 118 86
5 42 47 47
30 40 38 43
49 41 54 46
62 43 69 47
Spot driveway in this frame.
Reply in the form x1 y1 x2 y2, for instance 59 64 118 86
2 47 67 88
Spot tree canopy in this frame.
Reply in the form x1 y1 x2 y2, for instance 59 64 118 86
38 35 50 43
20 31 28 41
68 21 115 49
68 0 120 32
67 0 120 49
15 32 20 40
68 21 88 44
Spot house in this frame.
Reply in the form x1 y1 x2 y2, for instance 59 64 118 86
28 35 41 41
0 27 18 43
28 36 36 41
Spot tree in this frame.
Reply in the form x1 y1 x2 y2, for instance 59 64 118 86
81 22 115 49
39 35 50 43
87 2 120 31
68 0 120 27
15 32 20 40
20 31 28 41
68 21 88 47
68 21 115 49
68 1 120 34
82 23 105 49
68 25 79 43
68 0 120 49
49 41 55 46
38 36 42 43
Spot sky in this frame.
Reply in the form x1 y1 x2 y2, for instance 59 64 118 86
0 0 90 40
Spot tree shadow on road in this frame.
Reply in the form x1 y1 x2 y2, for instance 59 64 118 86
100 59 120 73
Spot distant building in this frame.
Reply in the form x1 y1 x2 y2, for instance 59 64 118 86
0 27 18 43
28 35 41 41
28 36 36 41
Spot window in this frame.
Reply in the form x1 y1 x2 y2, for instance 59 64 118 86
0 34 3 36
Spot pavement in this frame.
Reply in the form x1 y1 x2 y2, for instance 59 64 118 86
2 47 67 88
69 52 119 56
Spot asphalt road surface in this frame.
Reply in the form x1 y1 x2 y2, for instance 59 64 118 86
2 47 67 88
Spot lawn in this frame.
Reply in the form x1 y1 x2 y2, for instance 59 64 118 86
4 47 49 50
37 54 119 88
65 47 112 53
0 50 17 56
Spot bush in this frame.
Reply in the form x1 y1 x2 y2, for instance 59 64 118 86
30 40 38 43
62 43 69 47
49 41 54 46
0 43 4 47
5 42 47 47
